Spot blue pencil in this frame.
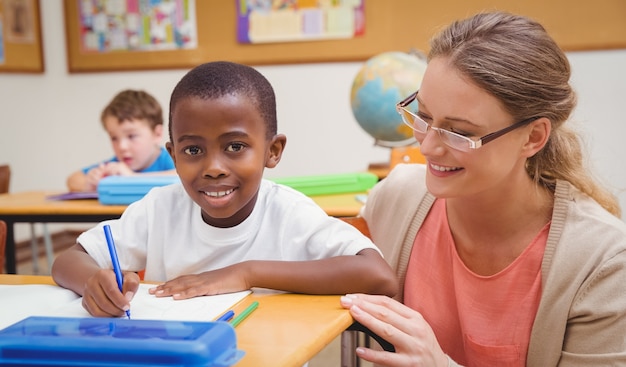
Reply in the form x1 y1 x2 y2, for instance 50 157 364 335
216 310 235 322
103 224 131 319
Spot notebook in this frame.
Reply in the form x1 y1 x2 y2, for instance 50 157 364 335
0 283 250 330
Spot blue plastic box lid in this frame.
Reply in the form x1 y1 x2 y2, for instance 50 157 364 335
0 316 243 367
97 175 180 205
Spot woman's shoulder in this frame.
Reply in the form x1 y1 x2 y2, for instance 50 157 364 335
552 180 626 258
368 163 428 202
362 164 430 220
556 180 626 233
386 163 427 182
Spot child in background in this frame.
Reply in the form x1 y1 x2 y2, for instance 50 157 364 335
66 89 175 192
52 61 398 317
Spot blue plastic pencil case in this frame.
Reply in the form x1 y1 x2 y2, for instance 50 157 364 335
0 316 244 367
269 172 378 196
97 175 180 205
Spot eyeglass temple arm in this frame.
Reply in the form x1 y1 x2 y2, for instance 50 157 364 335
480 117 538 145
397 91 418 108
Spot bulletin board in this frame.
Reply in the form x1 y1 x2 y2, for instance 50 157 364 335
63 0 626 73
0 0 44 73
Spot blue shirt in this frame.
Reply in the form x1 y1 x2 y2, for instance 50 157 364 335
81 147 175 174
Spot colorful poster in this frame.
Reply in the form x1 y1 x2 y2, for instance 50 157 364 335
237 0 364 44
77 0 197 53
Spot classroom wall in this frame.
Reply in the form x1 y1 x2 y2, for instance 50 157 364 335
1 1 625 243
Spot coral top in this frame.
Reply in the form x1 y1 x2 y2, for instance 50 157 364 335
404 199 548 367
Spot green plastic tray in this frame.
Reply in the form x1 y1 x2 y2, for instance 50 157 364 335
269 172 378 196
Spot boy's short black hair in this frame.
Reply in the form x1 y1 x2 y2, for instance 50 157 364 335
168 61 277 142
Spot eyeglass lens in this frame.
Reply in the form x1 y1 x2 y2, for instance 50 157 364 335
398 106 474 151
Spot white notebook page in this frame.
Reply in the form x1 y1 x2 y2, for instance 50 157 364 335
0 284 250 330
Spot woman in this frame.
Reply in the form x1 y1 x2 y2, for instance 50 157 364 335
341 11 626 367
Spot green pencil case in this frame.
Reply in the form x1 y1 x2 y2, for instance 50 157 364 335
269 172 378 196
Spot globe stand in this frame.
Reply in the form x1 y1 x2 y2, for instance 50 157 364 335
368 140 425 179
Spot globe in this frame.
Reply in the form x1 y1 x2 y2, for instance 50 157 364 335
350 51 427 147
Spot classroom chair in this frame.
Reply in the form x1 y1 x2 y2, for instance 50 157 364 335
0 165 9 194
0 164 54 273
0 220 7 274
0 220 6 273
339 216 395 367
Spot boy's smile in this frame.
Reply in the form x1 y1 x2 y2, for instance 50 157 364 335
200 184 238 207
204 187 235 198
167 95 285 228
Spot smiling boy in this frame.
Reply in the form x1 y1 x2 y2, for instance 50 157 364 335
52 61 397 317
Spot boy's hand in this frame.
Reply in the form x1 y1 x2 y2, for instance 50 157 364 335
84 164 107 191
103 161 134 176
81 269 140 317
148 263 250 300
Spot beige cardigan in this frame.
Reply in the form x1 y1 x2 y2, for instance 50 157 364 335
361 164 626 366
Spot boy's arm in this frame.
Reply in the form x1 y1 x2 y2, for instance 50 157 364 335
245 248 398 296
51 244 104 295
66 170 89 192
67 164 106 192
151 249 399 299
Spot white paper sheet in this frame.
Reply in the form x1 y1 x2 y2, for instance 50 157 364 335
0 284 250 330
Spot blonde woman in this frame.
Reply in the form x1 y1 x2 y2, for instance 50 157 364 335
342 11 626 367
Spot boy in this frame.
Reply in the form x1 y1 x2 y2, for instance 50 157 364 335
66 89 175 192
52 61 398 317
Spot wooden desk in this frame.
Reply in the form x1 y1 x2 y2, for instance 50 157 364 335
0 191 126 274
0 191 364 274
0 274 353 367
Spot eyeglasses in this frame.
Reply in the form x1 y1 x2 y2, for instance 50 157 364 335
396 90 538 152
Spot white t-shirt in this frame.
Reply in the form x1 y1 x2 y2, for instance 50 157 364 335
78 180 379 281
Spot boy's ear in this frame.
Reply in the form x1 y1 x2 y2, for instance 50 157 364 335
266 134 287 168
153 124 164 140
166 141 176 164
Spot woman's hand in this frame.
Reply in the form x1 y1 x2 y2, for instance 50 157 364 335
340 294 449 367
